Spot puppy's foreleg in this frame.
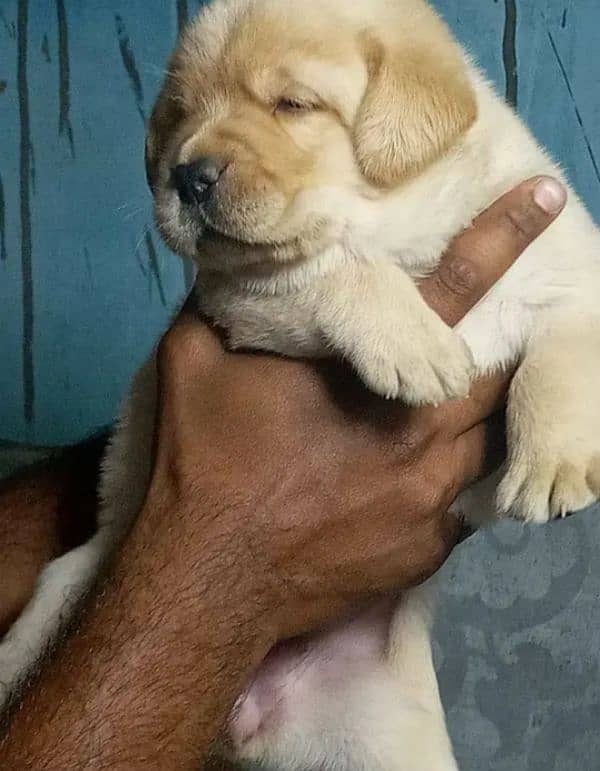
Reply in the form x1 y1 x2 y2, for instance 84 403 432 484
316 263 473 405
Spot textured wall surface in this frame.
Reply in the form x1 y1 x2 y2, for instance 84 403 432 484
1 1 600 769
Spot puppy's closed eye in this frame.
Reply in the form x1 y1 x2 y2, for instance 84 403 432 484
274 97 322 115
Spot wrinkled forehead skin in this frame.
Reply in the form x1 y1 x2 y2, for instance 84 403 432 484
147 0 475 186
146 0 476 264
146 0 373 168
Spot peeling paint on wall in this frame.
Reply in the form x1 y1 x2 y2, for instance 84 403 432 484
1 2 600 770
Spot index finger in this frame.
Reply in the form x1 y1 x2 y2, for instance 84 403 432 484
420 176 567 327
436 370 511 437
416 367 510 440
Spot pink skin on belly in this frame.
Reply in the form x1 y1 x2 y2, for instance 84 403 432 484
230 599 397 748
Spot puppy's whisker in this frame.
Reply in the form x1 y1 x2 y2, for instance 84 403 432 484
123 206 146 222
133 228 148 256
141 63 174 78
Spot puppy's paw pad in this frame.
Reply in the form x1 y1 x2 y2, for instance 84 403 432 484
399 338 474 406
551 462 598 518
358 325 474 405
358 358 405 401
498 456 599 523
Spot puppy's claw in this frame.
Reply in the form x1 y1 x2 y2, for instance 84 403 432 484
355 327 473 406
498 457 599 524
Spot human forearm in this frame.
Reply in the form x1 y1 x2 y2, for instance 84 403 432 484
0 480 275 771
0 177 564 769
0 436 104 634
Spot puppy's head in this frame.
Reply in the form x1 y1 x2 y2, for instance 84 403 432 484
147 0 477 268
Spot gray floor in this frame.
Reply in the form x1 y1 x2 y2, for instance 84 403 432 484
2 1 600 768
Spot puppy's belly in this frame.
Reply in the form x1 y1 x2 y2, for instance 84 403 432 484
231 601 395 752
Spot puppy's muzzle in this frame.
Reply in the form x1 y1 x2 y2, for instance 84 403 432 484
172 156 227 206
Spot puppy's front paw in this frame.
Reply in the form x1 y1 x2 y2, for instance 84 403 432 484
498 453 600 523
354 315 474 405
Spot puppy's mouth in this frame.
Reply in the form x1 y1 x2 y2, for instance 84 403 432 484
197 210 251 242
170 190 284 248
160 192 260 248
197 225 310 275
199 219 291 249
175 191 297 249
155 181 332 267
199 221 254 247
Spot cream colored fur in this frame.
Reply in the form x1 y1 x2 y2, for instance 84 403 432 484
2 1 600 769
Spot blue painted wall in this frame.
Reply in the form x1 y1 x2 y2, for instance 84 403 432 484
1 3 600 769
0 0 199 446
1 1 599 445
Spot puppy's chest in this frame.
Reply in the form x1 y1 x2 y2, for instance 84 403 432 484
197 250 455 364
196 276 332 357
195 238 428 357
195 223 552 367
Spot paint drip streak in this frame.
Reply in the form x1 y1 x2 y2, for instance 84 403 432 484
175 0 197 292
144 230 167 306
176 0 189 34
503 0 518 108
183 259 196 291
18 0 35 423
115 15 145 123
0 9 15 38
547 31 600 187
0 173 6 261
56 0 74 155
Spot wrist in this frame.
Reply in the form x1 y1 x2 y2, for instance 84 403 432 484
133 471 280 655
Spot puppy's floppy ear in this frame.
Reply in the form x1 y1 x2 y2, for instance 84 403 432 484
353 29 477 187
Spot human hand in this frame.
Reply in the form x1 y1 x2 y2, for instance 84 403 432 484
148 176 566 641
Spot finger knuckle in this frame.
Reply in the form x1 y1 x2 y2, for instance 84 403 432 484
413 470 447 516
503 204 541 242
429 457 460 508
430 531 454 571
396 422 432 455
424 408 447 438
157 325 214 375
435 256 480 298
410 528 451 583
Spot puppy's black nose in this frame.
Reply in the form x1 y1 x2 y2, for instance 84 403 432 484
172 157 226 205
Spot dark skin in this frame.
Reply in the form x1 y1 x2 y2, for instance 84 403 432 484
0 437 104 637
0 177 566 770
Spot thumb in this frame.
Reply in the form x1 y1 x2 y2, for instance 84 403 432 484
420 176 567 327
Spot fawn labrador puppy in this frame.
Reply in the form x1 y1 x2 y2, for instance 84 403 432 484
3 0 600 768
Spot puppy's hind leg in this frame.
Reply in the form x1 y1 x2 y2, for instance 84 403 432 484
0 528 113 708
497 314 600 523
386 587 459 771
